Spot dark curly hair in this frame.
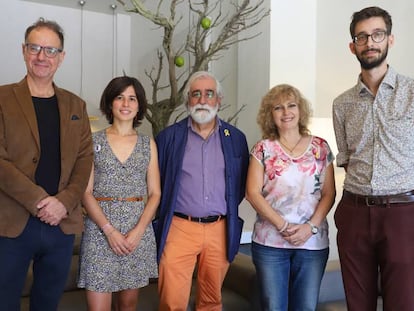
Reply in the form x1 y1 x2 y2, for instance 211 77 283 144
100 76 147 128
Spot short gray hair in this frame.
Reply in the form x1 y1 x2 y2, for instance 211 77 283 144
183 71 224 105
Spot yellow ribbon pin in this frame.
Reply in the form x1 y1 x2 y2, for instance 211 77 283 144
224 129 230 136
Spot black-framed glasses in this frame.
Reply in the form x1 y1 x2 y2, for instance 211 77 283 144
190 89 216 100
353 30 388 46
25 43 63 58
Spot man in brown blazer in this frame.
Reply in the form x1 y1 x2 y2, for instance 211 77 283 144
0 19 93 311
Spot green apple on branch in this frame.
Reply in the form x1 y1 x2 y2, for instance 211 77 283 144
174 56 185 67
201 17 211 29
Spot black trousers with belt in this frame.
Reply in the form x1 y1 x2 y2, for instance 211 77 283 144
334 190 414 311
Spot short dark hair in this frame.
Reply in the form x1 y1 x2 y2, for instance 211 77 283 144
350 6 392 38
100 76 147 128
25 18 65 48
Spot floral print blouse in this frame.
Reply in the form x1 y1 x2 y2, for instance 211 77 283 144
251 136 334 250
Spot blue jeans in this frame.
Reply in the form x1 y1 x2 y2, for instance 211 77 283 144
0 216 75 311
252 241 328 311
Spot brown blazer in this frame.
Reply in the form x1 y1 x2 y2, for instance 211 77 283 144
0 77 93 237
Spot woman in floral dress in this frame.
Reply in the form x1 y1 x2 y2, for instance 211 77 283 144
245 84 336 311
78 76 160 311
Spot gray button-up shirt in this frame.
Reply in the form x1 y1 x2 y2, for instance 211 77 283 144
333 66 414 195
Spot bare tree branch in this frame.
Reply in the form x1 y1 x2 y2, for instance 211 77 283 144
118 0 269 136
125 0 174 28
225 104 247 124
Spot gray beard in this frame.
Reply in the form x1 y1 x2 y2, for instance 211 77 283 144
188 105 219 124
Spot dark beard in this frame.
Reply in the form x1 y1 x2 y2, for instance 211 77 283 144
356 47 388 70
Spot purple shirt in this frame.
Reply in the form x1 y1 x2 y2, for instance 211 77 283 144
175 118 226 217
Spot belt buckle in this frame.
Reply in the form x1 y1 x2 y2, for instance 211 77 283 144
365 197 376 206
365 196 388 207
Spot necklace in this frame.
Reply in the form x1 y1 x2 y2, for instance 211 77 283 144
279 136 302 154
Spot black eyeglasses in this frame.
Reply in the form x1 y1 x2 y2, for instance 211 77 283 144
25 43 63 58
353 30 388 46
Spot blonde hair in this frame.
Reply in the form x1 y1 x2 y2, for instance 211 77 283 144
257 84 312 140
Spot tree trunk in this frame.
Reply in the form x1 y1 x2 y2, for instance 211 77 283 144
146 98 177 137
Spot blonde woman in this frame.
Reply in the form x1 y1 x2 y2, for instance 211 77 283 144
246 84 336 311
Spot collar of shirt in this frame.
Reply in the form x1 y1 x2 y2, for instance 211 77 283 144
187 116 222 136
357 66 397 96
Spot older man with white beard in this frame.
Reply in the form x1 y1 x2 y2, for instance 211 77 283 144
154 71 249 311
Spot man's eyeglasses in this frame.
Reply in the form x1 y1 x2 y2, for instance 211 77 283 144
190 89 216 100
353 30 388 46
25 43 63 58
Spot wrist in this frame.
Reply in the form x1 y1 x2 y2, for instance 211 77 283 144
306 220 319 235
279 220 289 233
101 222 114 235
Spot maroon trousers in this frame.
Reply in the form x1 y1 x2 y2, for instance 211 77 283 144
335 191 414 311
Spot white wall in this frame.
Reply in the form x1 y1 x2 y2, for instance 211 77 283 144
270 0 317 104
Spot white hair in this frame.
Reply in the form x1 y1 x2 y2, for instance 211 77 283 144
182 71 224 105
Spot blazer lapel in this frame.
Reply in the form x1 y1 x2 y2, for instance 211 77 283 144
13 80 40 149
55 87 72 159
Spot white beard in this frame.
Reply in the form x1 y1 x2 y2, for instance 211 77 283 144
188 103 219 124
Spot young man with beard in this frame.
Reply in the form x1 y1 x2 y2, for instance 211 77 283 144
154 71 249 311
333 6 414 311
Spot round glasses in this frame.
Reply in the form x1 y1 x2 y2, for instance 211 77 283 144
25 43 63 58
353 30 388 46
190 89 216 100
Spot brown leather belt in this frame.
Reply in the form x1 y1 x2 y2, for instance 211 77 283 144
344 190 414 207
174 212 226 223
95 197 144 202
